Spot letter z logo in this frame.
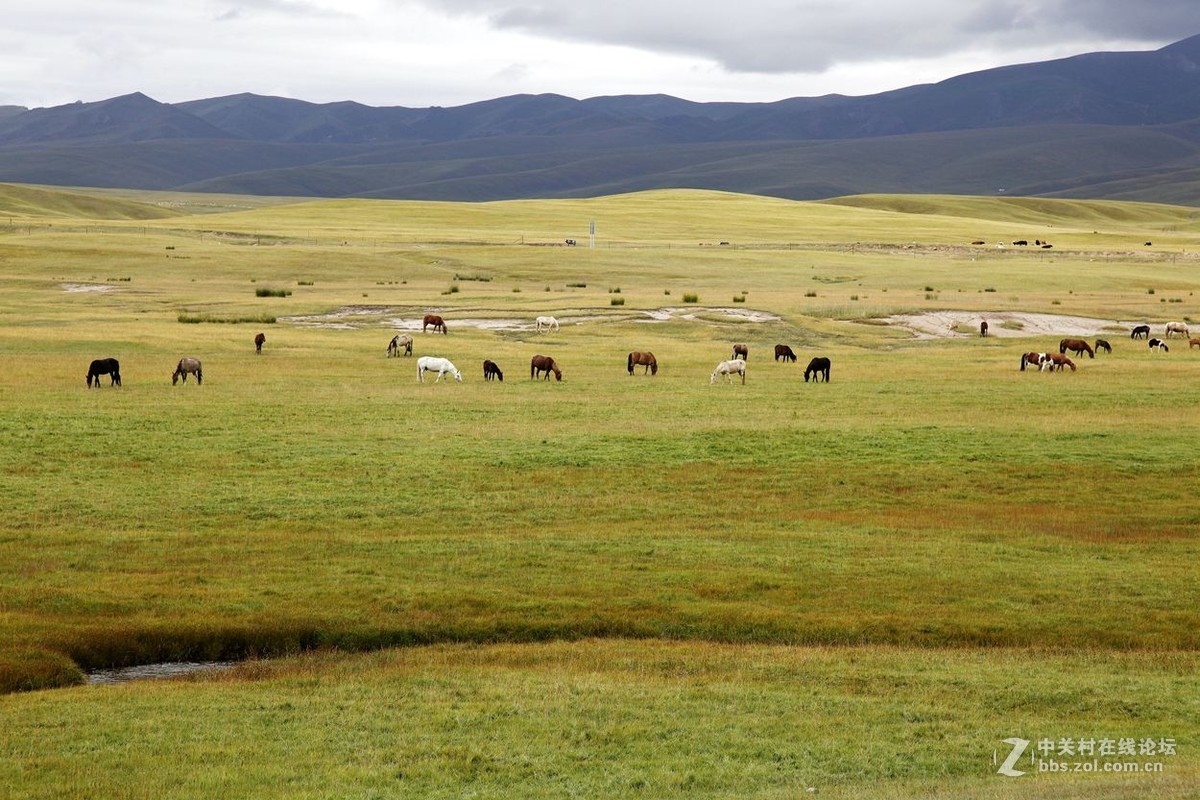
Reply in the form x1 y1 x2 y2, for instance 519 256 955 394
996 737 1031 777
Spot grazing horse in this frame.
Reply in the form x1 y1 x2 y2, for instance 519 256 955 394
531 354 562 381
387 334 413 357
1190 338 1200 350
422 314 448 334
774 344 797 362
172 357 202 386
1165 321 1190 338
1130 325 1150 340
1020 352 1048 371
417 356 462 382
627 351 658 375
254 332 266 354
804 357 831 383
732 343 749 361
710 358 746 385
86 358 121 388
535 316 560 333
1059 338 1094 358
1043 353 1076 372
1149 338 1170 352
980 320 989 337
1094 339 1111 354
483 359 503 381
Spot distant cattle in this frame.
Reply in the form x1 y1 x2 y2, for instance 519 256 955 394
1012 240 1028 246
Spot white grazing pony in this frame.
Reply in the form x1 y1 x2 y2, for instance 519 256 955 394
417 356 462 382
535 316 560 333
710 358 746 385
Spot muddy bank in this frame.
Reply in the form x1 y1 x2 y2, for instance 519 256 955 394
281 306 782 331
883 311 1140 340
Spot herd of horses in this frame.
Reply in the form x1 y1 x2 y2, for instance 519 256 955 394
84 315 1196 390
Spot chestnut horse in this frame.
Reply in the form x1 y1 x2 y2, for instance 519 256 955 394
1130 325 1150 340
387 334 413 357
627 351 658 375
804 357 831 383
86 358 121 388
774 344 796 362
732 343 748 361
1043 353 1076 372
1094 338 1111 354
531 355 562 381
1190 338 1200 350
1059 338 1094 358
483 359 503 381
423 314 447 334
172 357 202 385
254 332 266 354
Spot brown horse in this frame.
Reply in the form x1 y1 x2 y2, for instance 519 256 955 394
387 334 413 357
980 320 988 337
531 354 562 381
627 351 657 375
1094 338 1111 354
1019 352 1047 371
483 359 503 381
1044 353 1076 372
254 332 266 354
423 314 447 334
1190 338 1200 350
732 343 748 361
774 344 796 362
1059 338 1094 358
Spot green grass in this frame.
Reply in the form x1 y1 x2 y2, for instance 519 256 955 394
1 183 1199 798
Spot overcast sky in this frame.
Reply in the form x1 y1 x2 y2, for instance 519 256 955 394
1 1 1194 109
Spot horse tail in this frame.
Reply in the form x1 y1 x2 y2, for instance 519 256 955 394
627 352 633 375
1020 353 1026 371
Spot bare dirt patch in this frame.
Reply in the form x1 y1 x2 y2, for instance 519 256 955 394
280 306 781 331
61 283 114 293
883 310 1138 340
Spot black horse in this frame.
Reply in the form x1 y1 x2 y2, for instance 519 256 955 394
804 357 831 383
483 359 504 381
1131 325 1150 340
1095 339 1112 354
87 358 121 388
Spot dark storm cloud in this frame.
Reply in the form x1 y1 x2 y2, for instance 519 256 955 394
408 0 1196 73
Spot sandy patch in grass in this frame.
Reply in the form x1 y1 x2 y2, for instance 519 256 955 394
281 306 781 331
61 283 114 293
883 310 1140 340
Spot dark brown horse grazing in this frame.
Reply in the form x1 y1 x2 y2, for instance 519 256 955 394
804 357 830 383
1130 325 1150 340
774 344 796 362
627 351 658 375
86 358 121 388
1059 338 1094 358
423 314 447 334
732 343 748 361
980 320 988 337
254 332 266 354
531 354 562 381
483 359 503 381
172 357 202 385
1094 338 1111 354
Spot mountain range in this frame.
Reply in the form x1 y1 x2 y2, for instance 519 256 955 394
3 34 1200 203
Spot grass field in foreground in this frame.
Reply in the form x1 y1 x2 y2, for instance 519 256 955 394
0 185 1197 798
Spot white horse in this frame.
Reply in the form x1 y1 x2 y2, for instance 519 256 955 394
535 316 560 333
417 356 462 382
710 358 746 385
1165 321 1190 338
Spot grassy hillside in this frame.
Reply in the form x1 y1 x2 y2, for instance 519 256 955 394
0 182 176 220
1 185 1197 798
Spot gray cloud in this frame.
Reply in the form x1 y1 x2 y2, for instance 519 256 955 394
407 0 1194 73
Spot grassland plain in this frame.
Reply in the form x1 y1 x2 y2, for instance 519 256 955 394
0 185 1198 798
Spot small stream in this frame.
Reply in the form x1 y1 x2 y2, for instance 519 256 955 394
87 661 236 685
